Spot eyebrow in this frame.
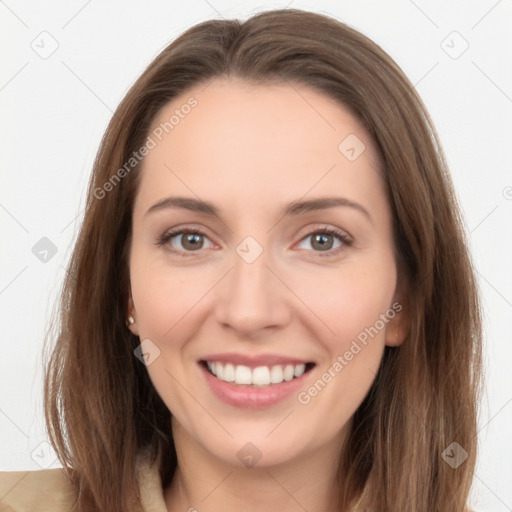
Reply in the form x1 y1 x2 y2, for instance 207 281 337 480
144 195 372 222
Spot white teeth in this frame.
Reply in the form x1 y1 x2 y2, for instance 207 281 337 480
215 362 224 380
270 365 283 384
294 364 306 377
252 366 270 386
234 365 252 385
223 363 235 382
283 365 295 381
206 361 310 387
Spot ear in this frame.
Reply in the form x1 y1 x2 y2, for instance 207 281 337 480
384 285 409 347
127 293 140 336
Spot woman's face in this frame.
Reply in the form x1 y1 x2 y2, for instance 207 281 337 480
128 77 406 467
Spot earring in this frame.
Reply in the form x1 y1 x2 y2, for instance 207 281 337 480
127 315 135 326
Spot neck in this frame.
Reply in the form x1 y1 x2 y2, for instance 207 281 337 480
164 420 349 512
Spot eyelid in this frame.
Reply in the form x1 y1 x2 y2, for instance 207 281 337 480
156 225 216 257
157 223 353 257
293 225 353 257
295 223 353 244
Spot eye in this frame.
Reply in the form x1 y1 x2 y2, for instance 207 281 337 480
157 228 214 256
296 227 352 256
156 226 353 258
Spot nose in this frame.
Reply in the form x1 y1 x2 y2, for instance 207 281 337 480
214 242 291 338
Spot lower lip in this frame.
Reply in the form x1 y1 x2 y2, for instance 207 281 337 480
199 363 311 409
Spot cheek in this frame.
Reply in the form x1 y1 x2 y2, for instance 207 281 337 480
289 258 397 347
130 253 212 340
295 263 395 405
299 262 395 413
129 254 206 413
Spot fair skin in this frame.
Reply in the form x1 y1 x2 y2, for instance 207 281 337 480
127 77 407 512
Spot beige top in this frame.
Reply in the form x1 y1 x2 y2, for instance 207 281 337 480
0 456 478 511
0 451 168 512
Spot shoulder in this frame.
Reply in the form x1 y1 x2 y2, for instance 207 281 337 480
0 468 76 511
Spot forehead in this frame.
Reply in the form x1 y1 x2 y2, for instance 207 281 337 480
135 77 385 217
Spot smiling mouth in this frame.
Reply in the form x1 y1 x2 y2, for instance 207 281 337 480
200 360 315 387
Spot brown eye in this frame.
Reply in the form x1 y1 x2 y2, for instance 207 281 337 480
179 233 205 251
158 229 214 255
310 233 336 251
296 228 352 257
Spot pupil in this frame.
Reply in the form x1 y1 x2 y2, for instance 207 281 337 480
184 234 203 250
180 233 334 252
313 234 332 251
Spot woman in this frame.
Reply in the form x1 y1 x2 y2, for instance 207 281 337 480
0 8 482 512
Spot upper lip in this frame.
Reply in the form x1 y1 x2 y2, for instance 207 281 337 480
200 353 314 368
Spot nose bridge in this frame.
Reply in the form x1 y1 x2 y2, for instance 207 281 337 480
215 234 289 333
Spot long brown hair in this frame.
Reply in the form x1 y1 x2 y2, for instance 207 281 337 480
43 8 483 511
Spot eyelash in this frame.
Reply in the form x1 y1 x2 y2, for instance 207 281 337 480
156 226 353 258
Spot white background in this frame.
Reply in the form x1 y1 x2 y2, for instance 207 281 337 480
0 1 511 510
